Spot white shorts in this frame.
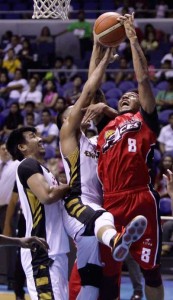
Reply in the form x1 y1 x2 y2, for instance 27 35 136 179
25 254 68 300
63 202 104 269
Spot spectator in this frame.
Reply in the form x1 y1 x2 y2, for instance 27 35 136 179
36 108 59 151
56 11 92 59
0 30 13 50
143 23 164 43
3 35 23 60
160 46 173 68
42 80 58 110
63 56 78 81
141 31 159 52
36 26 53 44
0 71 9 104
63 75 83 104
161 220 173 256
22 101 40 125
6 69 28 104
0 141 19 290
155 59 173 83
2 48 21 79
156 77 173 111
113 56 134 85
154 154 173 198
18 77 42 110
155 0 168 18
3 102 23 139
157 112 173 154
24 112 35 127
53 57 66 85
18 39 34 73
117 0 134 15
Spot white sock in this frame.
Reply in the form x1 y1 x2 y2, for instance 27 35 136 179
94 212 117 247
101 228 117 247
77 286 99 300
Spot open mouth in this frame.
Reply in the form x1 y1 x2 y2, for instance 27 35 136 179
121 100 129 108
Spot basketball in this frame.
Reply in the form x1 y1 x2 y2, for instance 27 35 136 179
94 12 126 47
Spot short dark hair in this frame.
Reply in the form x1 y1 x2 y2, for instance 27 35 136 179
6 127 36 161
42 108 51 115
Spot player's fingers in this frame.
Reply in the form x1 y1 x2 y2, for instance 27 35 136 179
167 169 173 175
81 107 87 112
32 237 49 252
132 12 135 20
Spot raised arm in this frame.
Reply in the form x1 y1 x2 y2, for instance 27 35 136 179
118 13 155 113
61 48 112 138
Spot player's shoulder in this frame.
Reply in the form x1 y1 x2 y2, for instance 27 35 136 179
18 157 41 172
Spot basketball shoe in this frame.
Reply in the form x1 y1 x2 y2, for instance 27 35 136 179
111 215 147 261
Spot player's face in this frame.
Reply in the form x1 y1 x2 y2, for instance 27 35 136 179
118 92 140 114
22 131 45 156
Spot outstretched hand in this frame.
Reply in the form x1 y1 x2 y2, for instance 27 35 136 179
81 103 106 125
19 236 49 252
117 12 137 40
102 47 119 65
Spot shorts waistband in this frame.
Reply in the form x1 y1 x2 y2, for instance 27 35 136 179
104 186 149 197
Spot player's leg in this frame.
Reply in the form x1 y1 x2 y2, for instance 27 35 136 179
69 261 81 300
75 230 102 300
94 210 147 261
99 244 122 300
25 254 68 300
130 190 164 300
141 266 164 300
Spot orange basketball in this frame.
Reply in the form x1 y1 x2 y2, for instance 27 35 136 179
94 12 126 47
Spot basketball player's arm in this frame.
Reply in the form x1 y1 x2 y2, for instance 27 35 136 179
81 103 118 125
60 48 113 156
163 170 173 214
18 158 70 205
118 13 155 113
0 235 49 251
27 174 70 205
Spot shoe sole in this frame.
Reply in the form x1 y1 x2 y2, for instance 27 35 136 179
112 215 147 262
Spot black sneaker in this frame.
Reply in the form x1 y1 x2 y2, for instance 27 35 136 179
111 215 147 261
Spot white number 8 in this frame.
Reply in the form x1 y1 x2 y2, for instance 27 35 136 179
128 138 136 152
141 247 151 263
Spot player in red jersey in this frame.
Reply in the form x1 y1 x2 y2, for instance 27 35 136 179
95 13 164 300
82 12 164 300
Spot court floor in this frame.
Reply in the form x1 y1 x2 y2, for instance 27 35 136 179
0 274 172 300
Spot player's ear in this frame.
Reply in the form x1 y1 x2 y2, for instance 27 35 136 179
18 143 27 152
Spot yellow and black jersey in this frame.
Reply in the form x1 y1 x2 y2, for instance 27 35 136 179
16 157 69 274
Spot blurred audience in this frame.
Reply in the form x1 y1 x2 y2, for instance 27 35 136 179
157 112 173 154
156 77 173 111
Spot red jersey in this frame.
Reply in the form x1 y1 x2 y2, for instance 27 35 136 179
97 108 159 194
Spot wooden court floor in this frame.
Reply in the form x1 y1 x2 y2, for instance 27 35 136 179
0 274 173 300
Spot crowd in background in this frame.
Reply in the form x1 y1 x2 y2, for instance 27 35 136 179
0 1 173 298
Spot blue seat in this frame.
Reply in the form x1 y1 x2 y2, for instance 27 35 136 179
101 81 116 93
118 81 136 93
156 81 168 91
107 98 118 109
106 88 122 99
158 109 173 125
160 197 172 216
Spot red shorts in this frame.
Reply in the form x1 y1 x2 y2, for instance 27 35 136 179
103 186 162 270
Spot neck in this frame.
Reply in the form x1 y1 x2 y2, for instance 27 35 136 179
25 154 45 165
